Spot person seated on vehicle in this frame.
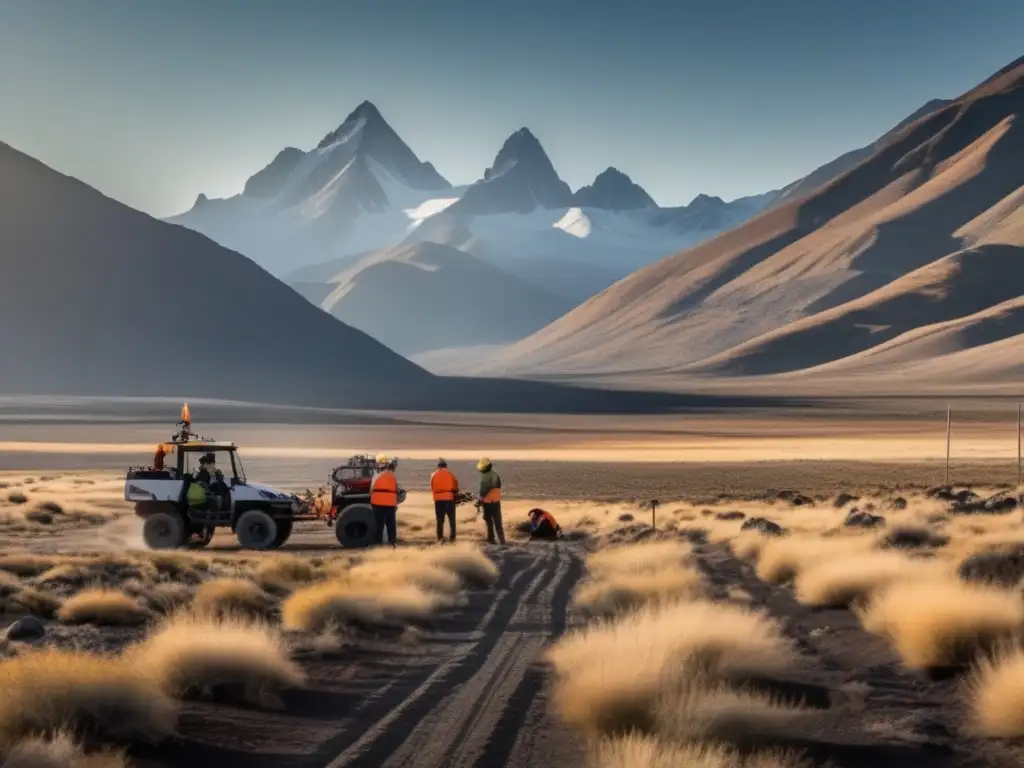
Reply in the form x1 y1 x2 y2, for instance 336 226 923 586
183 472 208 510
196 453 230 510
527 508 561 541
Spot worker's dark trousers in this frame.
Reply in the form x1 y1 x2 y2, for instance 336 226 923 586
531 518 559 541
482 502 505 544
372 505 398 546
434 500 456 541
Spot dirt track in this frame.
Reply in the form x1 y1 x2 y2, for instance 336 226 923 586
131 543 586 768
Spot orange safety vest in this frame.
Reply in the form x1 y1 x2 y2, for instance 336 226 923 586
430 468 458 501
370 470 398 507
481 486 501 503
536 510 559 529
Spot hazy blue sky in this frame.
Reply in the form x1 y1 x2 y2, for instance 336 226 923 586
1 0 1021 217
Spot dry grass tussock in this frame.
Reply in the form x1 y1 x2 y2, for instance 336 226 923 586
547 599 797 737
0 474 126 529
254 554 318 591
123 581 195 614
57 589 151 626
857 578 1024 670
192 578 275 618
794 551 948 608
586 540 693 578
342 559 463 597
730 531 772 561
0 649 175 753
756 534 875 584
1 732 127 768
0 570 61 618
968 646 1024 738
129 612 304 707
362 543 499 588
573 567 706 619
592 734 807 768
281 580 453 632
0 554 60 578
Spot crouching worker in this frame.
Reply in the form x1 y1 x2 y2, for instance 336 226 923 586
477 457 505 545
528 508 562 541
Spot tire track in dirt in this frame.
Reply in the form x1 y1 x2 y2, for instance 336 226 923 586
698 544 977 767
321 545 584 768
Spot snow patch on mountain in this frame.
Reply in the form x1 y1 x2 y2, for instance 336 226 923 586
554 208 592 238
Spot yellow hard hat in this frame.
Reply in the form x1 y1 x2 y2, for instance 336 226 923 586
376 454 392 465
476 457 492 471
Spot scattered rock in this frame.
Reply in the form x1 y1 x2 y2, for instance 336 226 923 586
883 525 948 550
36 501 64 515
24 509 54 525
7 492 27 505
926 486 954 500
833 493 859 508
952 492 1018 515
701 509 714 517
985 495 1018 513
776 490 813 506
5 616 45 641
618 513 635 523
888 497 908 510
844 510 886 528
715 510 745 521
959 546 1024 588
740 517 785 536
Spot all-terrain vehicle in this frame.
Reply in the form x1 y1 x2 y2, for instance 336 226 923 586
124 405 307 550
315 455 414 547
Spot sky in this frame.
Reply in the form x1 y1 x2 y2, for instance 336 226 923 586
0 0 1021 218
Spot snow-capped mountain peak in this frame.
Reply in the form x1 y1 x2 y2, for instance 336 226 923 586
315 100 384 150
451 127 573 215
169 107 777 288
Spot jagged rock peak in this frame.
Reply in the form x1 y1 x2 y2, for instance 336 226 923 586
574 167 656 210
689 193 725 207
316 100 388 150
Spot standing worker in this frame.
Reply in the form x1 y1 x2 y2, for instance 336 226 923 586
430 458 459 543
371 454 399 548
476 457 505 545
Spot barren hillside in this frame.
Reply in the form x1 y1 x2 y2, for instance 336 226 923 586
482 56 1024 391
288 242 571 356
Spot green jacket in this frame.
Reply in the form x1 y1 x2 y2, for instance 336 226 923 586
478 468 502 499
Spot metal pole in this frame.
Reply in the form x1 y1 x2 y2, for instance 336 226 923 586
651 499 658 530
945 404 951 487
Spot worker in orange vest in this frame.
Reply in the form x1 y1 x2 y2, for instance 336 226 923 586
371 454 400 547
528 508 562 541
476 457 505 545
430 458 459 543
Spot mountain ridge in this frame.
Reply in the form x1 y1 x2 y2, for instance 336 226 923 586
470 55 1024 392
